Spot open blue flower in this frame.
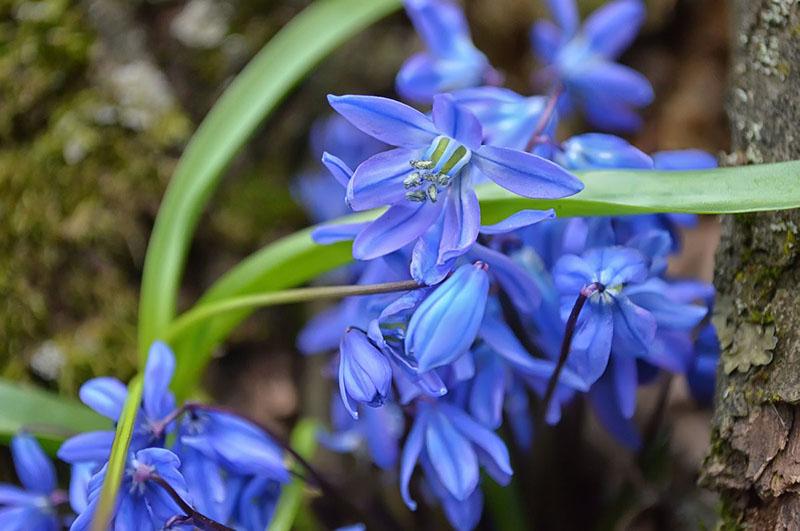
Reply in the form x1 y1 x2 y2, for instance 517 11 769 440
70 448 190 531
327 93 582 263
59 341 177 465
553 246 657 385
531 0 653 131
397 0 500 103
0 433 64 531
400 401 512 510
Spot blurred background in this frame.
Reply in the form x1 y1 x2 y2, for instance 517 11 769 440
0 0 730 528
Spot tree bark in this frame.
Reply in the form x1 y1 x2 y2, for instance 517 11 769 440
700 1 800 528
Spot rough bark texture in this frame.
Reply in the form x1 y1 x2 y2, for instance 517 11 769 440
700 1 800 528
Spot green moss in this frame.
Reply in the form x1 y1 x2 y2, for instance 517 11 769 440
0 0 189 393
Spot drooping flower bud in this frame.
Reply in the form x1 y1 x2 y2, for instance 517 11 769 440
405 262 490 372
338 328 393 419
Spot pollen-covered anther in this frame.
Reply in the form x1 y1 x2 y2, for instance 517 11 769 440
410 159 435 170
406 190 428 202
403 172 423 189
427 184 438 202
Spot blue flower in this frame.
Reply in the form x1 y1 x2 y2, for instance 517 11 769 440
552 246 657 385
405 262 490 372
400 401 512 510
556 133 652 170
0 433 64 531
451 87 557 152
338 328 393 419
178 409 290 482
531 0 653 131
59 341 177 465
397 0 500 103
70 448 190 531
327 93 583 262
420 456 484 531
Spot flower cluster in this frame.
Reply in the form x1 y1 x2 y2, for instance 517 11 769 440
2 1 721 530
296 0 720 529
0 343 290 530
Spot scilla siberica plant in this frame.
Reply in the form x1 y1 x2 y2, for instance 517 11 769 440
12 0 790 529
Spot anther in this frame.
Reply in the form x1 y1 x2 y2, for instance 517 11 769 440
403 172 422 189
410 159 435 170
436 173 450 186
426 185 438 202
406 190 428 202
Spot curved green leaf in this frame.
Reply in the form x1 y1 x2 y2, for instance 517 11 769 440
137 0 402 362
92 375 143 531
0 379 108 454
169 160 800 398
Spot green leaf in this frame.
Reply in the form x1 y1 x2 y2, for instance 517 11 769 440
0 379 108 454
269 418 321 531
92 375 143 531
169 160 800 398
137 0 401 363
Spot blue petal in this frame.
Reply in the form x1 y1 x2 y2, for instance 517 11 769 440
405 263 490 372
353 202 442 260
480 209 555 235
572 62 653 107
559 133 652 170
363 404 403 470
311 222 368 245
569 300 614 385
474 145 584 199
552 254 595 293
440 486 484 531
425 409 479 500
328 94 437 148
584 246 648 287
653 149 718 170
347 148 417 210
69 463 95 514
625 279 708 330
410 210 456 285
530 21 563 63
581 96 643 132
297 304 349 355
438 175 481 263
612 355 638 418
400 410 428 510
583 0 646 59
432 94 483 150
11 433 56 494
610 295 657 357
589 372 641 449
0 484 39 506
143 341 176 421
470 244 542 315
404 0 472 58
321 152 354 187
79 377 128 421
445 404 513 485
0 506 40 531
545 0 579 36
57 431 115 464
469 352 506 429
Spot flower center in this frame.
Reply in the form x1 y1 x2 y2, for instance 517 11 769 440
404 135 471 203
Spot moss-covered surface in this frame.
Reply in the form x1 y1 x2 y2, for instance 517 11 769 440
0 0 189 392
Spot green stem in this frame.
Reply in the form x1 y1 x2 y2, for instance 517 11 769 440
164 280 421 344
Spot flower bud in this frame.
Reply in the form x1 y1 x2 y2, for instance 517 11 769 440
339 328 393 419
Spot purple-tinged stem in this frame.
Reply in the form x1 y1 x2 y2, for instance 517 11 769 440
151 474 234 531
525 84 563 152
541 282 602 418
